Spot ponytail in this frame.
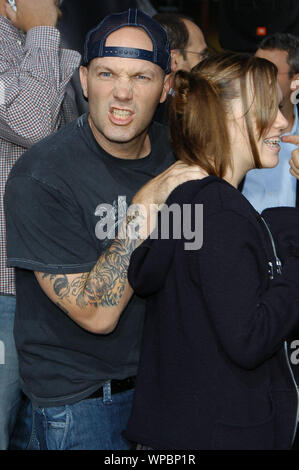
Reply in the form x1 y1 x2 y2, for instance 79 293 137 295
169 69 231 178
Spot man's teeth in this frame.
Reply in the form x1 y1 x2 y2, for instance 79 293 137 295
264 138 280 148
112 109 132 118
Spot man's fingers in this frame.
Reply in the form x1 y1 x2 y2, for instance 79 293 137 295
290 150 299 179
162 166 208 190
5 3 17 23
133 160 208 209
290 148 299 171
5 0 61 32
282 134 299 146
291 147 299 163
290 168 299 179
167 161 208 176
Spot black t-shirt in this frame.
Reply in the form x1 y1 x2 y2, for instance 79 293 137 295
5 114 175 407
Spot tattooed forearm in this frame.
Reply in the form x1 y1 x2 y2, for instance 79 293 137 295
82 211 144 307
83 235 139 307
56 301 70 315
41 220 141 311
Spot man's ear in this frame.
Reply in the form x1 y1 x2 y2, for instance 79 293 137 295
79 66 88 99
160 73 172 104
171 49 184 73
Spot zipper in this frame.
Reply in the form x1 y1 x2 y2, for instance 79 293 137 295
260 216 298 446
284 342 299 447
260 216 282 277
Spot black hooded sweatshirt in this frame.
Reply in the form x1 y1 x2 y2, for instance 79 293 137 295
125 176 299 450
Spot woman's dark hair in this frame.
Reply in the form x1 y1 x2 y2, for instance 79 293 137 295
169 52 279 177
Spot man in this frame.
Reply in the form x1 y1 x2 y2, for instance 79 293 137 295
153 13 208 123
56 0 157 116
0 0 80 450
4 9 204 450
242 33 299 211
154 12 208 72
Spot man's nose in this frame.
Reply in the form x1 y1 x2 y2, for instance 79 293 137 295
113 78 133 101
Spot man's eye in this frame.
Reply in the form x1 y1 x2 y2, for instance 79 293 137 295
100 72 112 78
136 75 149 80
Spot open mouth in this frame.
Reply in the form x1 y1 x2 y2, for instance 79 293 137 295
263 138 281 150
109 107 134 125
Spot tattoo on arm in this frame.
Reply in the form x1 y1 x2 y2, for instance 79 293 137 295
56 301 70 315
42 220 141 310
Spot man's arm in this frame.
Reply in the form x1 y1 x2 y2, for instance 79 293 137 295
5 0 61 32
35 219 140 335
0 0 80 148
35 161 208 334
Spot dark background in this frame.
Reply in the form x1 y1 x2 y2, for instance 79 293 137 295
55 0 299 116
152 0 299 53
57 1 299 56
152 0 220 49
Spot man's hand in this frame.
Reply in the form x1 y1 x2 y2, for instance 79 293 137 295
132 161 208 238
133 161 208 207
5 0 61 33
290 149 299 179
282 134 299 147
283 135 299 180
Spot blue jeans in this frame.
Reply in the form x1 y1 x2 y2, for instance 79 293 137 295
9 393 32 450
0 295 21 450
28 384 134 450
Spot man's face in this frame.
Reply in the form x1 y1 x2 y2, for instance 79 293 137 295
80 27 169 154
255 48 293 106
171 19 207 72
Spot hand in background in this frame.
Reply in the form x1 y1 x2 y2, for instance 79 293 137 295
5 0 61 32
282 134 299 180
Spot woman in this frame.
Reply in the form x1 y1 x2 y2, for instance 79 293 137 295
124 52 299 450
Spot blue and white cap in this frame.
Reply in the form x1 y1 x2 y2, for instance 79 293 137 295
82 8 171 74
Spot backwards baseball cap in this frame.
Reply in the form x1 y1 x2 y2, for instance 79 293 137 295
82 8 171 74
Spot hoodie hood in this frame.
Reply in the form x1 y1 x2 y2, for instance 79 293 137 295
128 176 220 297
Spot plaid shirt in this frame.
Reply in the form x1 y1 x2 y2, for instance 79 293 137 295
0 17 81 295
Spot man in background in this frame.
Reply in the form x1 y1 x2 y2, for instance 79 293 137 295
154 12 208 73
0 0 80 450
154 12 208 123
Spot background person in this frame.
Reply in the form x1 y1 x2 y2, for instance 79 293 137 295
0 0 80 450
153 12 208 123
154 12 208 73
